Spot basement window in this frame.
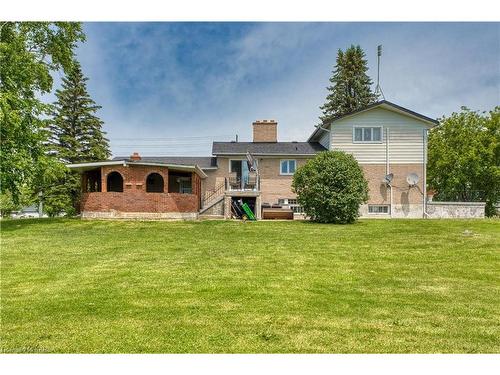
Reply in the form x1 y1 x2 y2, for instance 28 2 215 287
368 205 390 214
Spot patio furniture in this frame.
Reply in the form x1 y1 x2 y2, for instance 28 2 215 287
245 172 258 190
228 172 240 190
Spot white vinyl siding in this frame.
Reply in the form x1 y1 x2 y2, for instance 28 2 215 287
318 130 330 149
329 107 428 164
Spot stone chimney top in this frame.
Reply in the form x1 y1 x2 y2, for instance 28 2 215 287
130 152 141 161
252 119 278 142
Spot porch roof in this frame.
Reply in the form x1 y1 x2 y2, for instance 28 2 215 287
67 160 208 179
112 156 217 169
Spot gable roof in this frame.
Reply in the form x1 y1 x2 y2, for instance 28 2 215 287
112 156 217 169
308 100 439 142
212 141 327 156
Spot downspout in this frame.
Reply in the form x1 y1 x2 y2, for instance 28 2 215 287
422 129 429 218
386 127 393 218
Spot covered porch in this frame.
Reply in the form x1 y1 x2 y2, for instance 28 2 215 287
68 155 207 219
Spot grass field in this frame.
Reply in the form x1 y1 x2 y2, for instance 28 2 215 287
1 218 499 353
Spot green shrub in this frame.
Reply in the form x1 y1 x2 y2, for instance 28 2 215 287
292 151 368 223
0 191 18 217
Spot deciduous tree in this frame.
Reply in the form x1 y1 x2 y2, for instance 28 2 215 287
0 22 84 204
428 107 500 216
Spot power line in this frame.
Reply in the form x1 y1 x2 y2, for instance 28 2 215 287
111 135 234 141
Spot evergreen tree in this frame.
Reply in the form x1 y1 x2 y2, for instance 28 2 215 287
44 62 110 215
319 45 377 126
48 62 110 163
0 22 84 204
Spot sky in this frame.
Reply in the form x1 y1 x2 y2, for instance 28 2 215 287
52 22 500 157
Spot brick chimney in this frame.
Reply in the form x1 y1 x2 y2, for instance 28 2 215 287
130 152 141 161
252 119 277 142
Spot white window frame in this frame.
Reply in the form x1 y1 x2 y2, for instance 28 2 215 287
280 159 296 175
353 126 383 144
368 204 390 214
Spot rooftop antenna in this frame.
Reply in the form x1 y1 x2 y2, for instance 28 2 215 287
375 45 385 100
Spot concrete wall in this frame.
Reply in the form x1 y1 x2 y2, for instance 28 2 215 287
426 202 486 218
82 211 198 220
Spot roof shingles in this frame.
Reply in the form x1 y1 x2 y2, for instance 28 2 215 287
212 142 326 155
112 156 217 169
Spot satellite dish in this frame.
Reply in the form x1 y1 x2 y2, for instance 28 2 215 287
383 173 394 185
406 173 419 186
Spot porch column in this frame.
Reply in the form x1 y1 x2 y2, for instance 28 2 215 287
101 166 106 192
81 173 87 193
165 167 169 193
255 195 262 220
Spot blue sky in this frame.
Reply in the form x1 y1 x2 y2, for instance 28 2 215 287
63 22 499 156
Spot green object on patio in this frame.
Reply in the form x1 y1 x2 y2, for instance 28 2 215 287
241 202 256 220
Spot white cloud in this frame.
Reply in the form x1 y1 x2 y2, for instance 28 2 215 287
74 22 499 156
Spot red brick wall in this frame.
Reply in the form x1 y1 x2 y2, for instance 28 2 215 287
81 165 200 213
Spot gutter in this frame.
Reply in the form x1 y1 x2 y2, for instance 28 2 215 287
212 153 322 157
422 129 429 218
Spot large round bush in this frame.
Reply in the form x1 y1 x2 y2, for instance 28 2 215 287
292 151 368 223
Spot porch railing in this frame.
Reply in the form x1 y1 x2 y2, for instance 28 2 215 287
225 174 260 192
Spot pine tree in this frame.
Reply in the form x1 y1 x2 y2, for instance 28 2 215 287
48 62 110 162
319 45 377 126
45 62 110 214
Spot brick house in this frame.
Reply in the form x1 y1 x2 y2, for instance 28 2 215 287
68 100 438 219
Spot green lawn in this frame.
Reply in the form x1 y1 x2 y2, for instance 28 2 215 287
1 218 499 353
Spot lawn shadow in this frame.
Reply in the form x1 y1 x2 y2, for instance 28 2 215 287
0 217 78 232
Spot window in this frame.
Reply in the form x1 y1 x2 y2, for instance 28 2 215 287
368 205 390 214
230 160 243 174
280 160 296 175
85 169 101 192
106 172 123 192
353 127 382 142
146 173 164 193
168 171 192 194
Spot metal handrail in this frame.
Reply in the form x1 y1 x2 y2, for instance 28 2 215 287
202 181 225 207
